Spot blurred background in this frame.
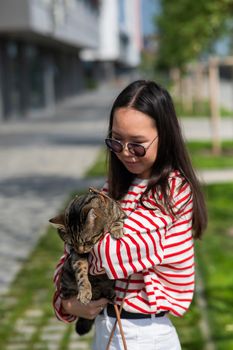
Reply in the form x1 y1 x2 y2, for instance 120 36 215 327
0 1 232 349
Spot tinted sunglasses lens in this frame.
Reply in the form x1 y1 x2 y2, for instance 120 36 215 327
128 143 146 157
105 139 123 153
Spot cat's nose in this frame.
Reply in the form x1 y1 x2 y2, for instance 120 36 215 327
78 245 85 254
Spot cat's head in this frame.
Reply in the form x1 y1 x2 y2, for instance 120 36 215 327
49 188 123 254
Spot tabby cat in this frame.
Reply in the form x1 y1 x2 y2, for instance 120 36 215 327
49 187 126 335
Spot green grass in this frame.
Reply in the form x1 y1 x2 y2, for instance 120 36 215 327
85 149 107 178
175 100 233 118
172 183 233 350
187 141 233 169
195 183 233 349
0 225 63 349
0 195 93 350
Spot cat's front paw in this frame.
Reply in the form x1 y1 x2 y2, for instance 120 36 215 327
110 226 124 239
77 288 92 305
110 229 124 239
109 220 125 239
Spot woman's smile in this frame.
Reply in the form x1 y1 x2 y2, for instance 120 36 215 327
123 160 139 169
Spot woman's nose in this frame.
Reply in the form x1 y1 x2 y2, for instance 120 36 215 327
122 144 131 156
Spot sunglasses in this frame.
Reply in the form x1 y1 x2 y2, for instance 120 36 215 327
105 136 158 157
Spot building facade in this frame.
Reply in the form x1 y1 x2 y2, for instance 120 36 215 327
0 0 100 120
81 0 142 81
0 0 142 121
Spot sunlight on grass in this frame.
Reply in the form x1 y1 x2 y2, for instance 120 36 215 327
187 141 233 169
175 100 233 118
0 226 63 349
85 148 107 177
194 183 233 349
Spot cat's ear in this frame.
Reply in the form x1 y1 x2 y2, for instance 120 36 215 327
85 208 97 227
49 214 69 243
49 214 65 231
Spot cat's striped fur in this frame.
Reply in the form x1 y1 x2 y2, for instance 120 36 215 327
49 187 126 335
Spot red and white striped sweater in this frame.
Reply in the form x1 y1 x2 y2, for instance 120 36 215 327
53 171 194 322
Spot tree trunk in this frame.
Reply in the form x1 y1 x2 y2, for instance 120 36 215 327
208 59 221 155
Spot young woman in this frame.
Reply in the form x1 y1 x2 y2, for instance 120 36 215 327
53 80 207 349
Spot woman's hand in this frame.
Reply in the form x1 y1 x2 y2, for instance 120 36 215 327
61 297 109 319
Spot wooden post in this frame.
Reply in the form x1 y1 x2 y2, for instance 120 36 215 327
170 67 181 101
194 63 204 115
208 58 221 155
182 72 193 113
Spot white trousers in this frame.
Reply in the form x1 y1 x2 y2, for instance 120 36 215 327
92 310 181 350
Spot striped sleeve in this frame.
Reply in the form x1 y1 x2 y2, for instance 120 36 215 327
52 246 77 323
92 175 193 280
169 175 193 215
92 206 173 279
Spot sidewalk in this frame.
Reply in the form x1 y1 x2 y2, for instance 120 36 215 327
197 168 233 184
180 117 233 140
180 117 233 183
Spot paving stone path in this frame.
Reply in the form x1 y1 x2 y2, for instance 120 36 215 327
4 303 92 350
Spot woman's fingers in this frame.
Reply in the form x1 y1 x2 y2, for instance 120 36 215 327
61 297 109 319
88 298 109 317
92 298 109 308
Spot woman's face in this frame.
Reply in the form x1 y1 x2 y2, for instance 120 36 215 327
111 107 158 179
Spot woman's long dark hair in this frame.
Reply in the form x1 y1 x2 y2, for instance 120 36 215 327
106 80 207 239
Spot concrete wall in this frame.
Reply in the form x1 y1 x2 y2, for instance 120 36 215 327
0 0 99 49
80 0 142 68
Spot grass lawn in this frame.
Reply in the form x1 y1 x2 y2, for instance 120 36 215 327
0 210 94 350
172 183 233 350
0 225 63 349
187 141 233 169
194 184 233 350
0 142 232 349
175 100 233 118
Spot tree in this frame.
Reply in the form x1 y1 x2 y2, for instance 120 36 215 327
156 0 232 70
155 0 233 156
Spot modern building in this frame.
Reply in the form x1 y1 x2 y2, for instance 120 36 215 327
0 0 100 120
0 0 143 121
81 0 142 82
